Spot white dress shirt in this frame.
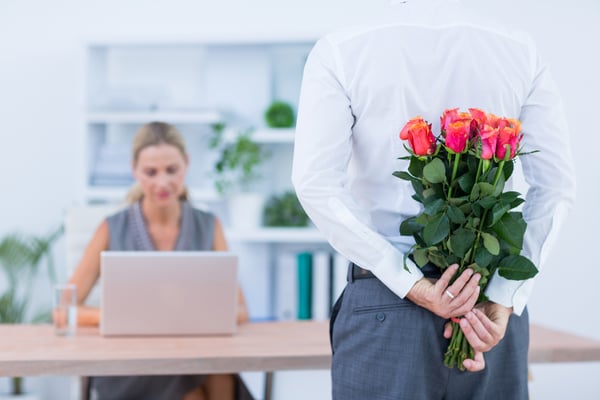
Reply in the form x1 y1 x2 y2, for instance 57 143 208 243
291 0 575 315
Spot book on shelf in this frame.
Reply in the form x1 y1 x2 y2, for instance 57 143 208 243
273 249 350 322
297 252 312 320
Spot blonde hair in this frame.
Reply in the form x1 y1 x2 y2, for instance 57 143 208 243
125 121 190 204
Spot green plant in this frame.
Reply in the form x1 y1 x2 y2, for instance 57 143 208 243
263 191 309 227
264 101 295 128
210 123 271 195
0 227 62 395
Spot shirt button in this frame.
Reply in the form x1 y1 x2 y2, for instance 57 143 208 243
376 312 386 322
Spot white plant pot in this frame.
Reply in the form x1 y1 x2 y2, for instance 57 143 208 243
228 193 265 231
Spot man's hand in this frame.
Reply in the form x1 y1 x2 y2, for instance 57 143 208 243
443 301 513 371
406 264 481 319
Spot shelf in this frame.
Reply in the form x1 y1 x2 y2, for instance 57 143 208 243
226 227 326 243
224 128 295 144
86 111 223 124
83 186 220 203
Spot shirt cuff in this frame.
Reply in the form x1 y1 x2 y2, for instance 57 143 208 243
484 271 533 316
370 247 424 298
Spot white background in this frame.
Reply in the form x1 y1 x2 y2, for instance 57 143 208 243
0 0 598 399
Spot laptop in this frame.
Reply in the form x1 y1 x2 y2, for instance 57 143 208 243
100 251 238 336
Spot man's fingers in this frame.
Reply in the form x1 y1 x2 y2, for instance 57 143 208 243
463 351 485 372
443 321 453 339
436 264 459 290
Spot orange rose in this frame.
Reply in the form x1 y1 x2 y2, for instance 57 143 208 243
400 116 437 156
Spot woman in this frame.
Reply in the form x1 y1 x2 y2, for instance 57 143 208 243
69 121 251 400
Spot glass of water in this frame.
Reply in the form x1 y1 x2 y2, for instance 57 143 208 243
53 284 78 336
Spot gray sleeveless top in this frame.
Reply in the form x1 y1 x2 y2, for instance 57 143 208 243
90 200 214 400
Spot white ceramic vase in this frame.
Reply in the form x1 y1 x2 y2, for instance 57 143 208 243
228 192 265 231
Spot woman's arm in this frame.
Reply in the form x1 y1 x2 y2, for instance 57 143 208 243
212 217 249 324
67 220 110 326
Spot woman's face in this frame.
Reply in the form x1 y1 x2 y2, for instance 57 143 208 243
133 143 188 206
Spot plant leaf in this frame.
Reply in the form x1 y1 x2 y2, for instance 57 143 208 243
423 158 447 184
481 232 500 255
424 198 446 216
449 228 476 258
413 248 429 267
423 213 450 246
427 248 448 268
492 212 526 251
400 217 423 236
498 255 538 280
409 157 426 178
474 246 495 268
447 205 466 224
489 202 510 227
393 171 417 182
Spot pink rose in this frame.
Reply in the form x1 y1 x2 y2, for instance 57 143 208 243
478 125 498 160
496 118 522 160
445 120 470 153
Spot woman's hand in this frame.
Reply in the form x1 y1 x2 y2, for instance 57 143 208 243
406 264 481 319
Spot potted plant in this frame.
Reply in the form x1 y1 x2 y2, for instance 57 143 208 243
262 190 309 227
209 124 271 230
264 100 295 128
0 227 62 399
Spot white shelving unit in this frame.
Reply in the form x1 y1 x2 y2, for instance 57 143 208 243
83 38 332 321
83 40 314 206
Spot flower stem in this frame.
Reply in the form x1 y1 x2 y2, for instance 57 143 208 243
444 321 473 371
447 152 461 199
493 160 506 186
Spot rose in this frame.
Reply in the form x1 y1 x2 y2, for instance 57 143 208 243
478 125 498 160
445 121 471 153
399 116 437 156
496 118 522 160
441 108 474 153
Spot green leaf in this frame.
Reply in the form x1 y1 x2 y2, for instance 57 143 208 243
498 255 538 280
393 171 417 182
422 188 436 200
423 158 447 184
400 217 423 236
492 212 526 251
489 203 510 227
449 228 476 258
413 248 430 267
474 247 495 268
481 232 500 255
493 170 506 196
457 172 475 194
447 205 466 224
424 198 445 216
478 196 497 210
503 160 515 181
501 191 521 203
409 157 426 178
478 182 496 197
427 248 448 268
423 213 450 246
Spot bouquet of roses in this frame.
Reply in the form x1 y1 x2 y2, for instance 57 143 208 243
394 108 538 370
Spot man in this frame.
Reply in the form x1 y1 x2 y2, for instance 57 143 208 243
291 0 575 399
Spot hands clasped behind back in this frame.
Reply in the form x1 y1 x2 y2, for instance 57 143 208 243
406 263 481 319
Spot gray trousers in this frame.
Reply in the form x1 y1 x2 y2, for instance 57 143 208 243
330 268 529 400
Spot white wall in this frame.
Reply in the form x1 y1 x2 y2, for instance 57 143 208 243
0 0 599 399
